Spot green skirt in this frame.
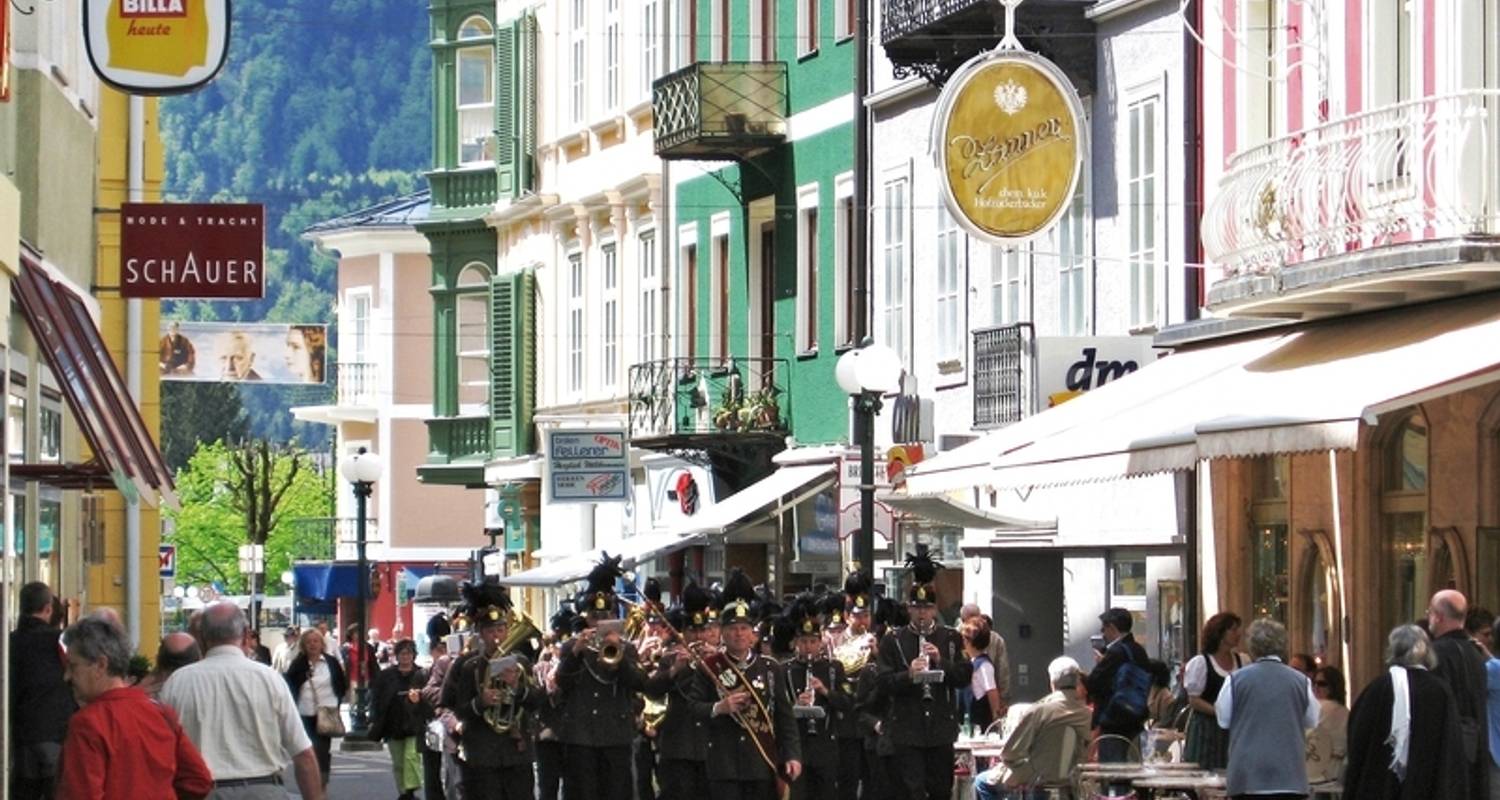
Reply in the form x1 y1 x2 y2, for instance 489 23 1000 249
1182 708 1230 770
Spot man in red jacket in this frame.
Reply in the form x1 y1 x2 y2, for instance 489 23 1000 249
57 615 214 799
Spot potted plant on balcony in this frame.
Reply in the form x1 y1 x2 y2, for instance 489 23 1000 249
738 389 781 432
713 395 743 432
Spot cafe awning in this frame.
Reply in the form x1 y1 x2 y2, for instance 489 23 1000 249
496 530 708 588
663 462 837 537
13 255 177 508
879 490 1054 531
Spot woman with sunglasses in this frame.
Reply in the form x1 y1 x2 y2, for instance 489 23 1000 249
1304 665 1348 785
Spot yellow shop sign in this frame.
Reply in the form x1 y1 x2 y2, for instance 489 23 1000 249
935 50 1085 244
83 0 230 94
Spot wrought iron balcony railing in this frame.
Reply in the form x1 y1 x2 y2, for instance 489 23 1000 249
336 362 378 407
1204 90 1500 282
653 62 788 160
628 357 791 443
289 516 382 562
880 0 1095 89
973 323 1033 430
425 414 492 464
425 166 498 210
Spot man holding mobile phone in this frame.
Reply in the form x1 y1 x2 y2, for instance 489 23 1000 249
1085 608 1151 762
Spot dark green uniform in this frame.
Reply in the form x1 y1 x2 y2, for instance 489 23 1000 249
689 652 802 800
785 655 850 800
876 625 972 800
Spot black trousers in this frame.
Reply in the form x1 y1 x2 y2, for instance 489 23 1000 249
461 763 533 800
890 744 954 800
299 715 333 786
421 743 445 800
707 779 778 800
836 738 864 800
790 762 837 800
658 758 709 798
536 740 565 800
563 743 633 800
633 735 657 800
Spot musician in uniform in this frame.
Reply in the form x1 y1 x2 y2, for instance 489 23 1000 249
690 569 803 800
633 579 668 800
557 555 647 800
534 604 575 800
785 595 851 799
829 572 877 800
643 585 713 798
441 584 539 799
876 550 972 800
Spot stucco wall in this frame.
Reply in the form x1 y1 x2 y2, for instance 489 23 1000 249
388 417 485 550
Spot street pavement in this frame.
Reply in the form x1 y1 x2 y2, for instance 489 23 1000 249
284 745 403 799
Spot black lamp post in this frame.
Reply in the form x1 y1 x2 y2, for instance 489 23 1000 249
339 446 382 738
835 339 905 574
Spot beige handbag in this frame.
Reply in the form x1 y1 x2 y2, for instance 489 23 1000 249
311 660 345 737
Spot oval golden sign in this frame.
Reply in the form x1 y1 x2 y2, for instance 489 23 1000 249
937 54 1083 243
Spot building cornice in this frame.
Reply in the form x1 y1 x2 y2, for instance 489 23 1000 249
1085 0 1167 22
309 228 430 259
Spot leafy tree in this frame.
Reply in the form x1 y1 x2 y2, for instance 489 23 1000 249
159 382 250 473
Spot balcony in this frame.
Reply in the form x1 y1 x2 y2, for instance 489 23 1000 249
419 414 491 487
289 517 383 562
336 362 378 407
628 357 791 449
425 165 497 211
880 0 1095 89
1204 90 1500 320
972 324 1033 429
653 62 788 161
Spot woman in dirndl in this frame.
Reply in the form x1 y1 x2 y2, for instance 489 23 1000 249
1181 612 1247 769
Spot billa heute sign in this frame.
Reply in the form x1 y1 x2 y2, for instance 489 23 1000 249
548 430 630 503
935 49 1085 244
83 0 231 94
120 202 264 299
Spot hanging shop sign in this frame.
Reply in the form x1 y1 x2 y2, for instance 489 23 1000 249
121 202 264 298
547 429 631 504
157 320 326 385
83 0 231 94
934 47 1085 244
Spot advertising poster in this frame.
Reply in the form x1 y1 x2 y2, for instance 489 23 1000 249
158 320 326 385
83 0 231 94
547 430 630 503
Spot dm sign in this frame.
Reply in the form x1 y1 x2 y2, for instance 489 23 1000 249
83 0 231 94
935 49 1085 244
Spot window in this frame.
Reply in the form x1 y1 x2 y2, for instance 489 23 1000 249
1055 177 1091 335
602 244 620 389
681 241 699 359
797 186 820 353
456 16 495 165
711 230 730 361
834 177 856 347
1250 456 1290 623
639 232 660 363
1370 0 1413 110
1112 556 1148 599
604 0 621 111
1127 92 1162 329
677 0 698 67
456 265 491 407
346 291 372 362
6 390 24 462
568 252 585 394
991 246 1028 325
1381 413 1429 633
798 0 819 55
881 176 909 357
641 0 660 98
570 0 586 125
836 0 855 39
1242 0 1286 148
751 0 777 61
713 0 731 61
39 405 61 464
935 203 965 364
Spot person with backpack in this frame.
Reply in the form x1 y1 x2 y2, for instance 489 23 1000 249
1084 607 1152 762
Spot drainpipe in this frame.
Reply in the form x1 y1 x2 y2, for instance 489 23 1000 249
125 95 145 649
1182 0 1204 656
853 0 870 344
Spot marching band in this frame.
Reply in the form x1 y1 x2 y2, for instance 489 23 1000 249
428 551 963 800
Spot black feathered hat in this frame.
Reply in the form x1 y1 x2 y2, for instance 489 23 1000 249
904 546 942 606
426 612 452 642
682 581 715 630
720 568 758 626
549 602 577 636
643 577 665 622
844 570 874 615
819 591 848 630
578 553 624 617
791 593 823 639
459 581 513 628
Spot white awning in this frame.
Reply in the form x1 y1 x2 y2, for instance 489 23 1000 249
879 491 1054 531
497 530 706 588
665 462 837 537
986 294 1500 489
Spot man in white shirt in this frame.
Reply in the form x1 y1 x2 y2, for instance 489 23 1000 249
271 627 299 674
162 601 323 800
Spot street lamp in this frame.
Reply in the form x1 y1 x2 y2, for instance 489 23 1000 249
338 446 383 738
835 339 904 574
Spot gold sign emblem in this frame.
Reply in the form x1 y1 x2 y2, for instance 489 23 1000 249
936 50 1084 244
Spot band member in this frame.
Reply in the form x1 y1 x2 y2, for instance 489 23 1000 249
690 569 802 800
633 578 668 800
557 555 647 800
829 572 877 800
643 584 715 798
876 549 972 800
786 596 851 799
441 583 539 799
535 604 576 800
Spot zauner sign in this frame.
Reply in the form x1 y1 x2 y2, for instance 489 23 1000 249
935 48 1085 244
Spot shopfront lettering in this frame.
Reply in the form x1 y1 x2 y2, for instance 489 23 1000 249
950 117 1070 193
121 0 186 16
1065 347 1139 391
124 254 259 286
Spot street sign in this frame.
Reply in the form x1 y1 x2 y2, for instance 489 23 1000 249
158 544 176 578
547 429 630 503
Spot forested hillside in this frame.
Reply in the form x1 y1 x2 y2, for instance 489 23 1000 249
158 0 430 454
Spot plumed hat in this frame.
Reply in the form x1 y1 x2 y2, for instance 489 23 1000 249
426 612 452 642
905 547 942 606
844 570 874 615
459 581 513 628
790 592 824 639
819 591 848 630
578 553 624 616
549 602 578 635
682 580 715 630
643 577 665 621
720 568 758 626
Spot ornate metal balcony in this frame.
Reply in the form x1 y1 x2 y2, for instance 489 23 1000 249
653 62 788 161
628 357 791 449
425 165 498 210
972 323 1033 429
1204 91 1500 319
880 0 1095 90
336 362 378 407
289 517 383 562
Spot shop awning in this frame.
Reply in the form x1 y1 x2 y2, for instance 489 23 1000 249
293 562 366 602
985 294 1500 489
664 462 837 537
879 491 1054 531
13 255 177 508
496 530 707 588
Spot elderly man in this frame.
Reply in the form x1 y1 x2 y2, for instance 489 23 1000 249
974 656 1091 799
138 632 203 699
1215 618 1319 800
1429 589 1492 800
162 601 324 800
272 627 299 674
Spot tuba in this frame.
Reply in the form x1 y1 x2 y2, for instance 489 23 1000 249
481 610 540 735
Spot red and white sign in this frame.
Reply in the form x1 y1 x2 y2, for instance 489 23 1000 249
120 202 265 299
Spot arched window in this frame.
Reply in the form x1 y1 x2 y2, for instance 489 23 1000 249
1381 412 1429 633
1298 539 1336 664
1250 455 1289 623
456 264 491 408
456 16 495 165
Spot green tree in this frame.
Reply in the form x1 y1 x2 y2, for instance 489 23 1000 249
159 382 250 473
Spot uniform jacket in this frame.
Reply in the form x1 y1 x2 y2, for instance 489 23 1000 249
784 655 850 766
689 651 803 782
555 637 647 747
832 633 877 740
875 624 973 747
643 651 709 762
442 650 541 767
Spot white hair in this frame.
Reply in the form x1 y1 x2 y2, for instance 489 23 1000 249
1048 655 1082 689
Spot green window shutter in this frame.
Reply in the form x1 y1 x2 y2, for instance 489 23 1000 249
517 12 538 194
490 270 535 457
495 21 517 197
